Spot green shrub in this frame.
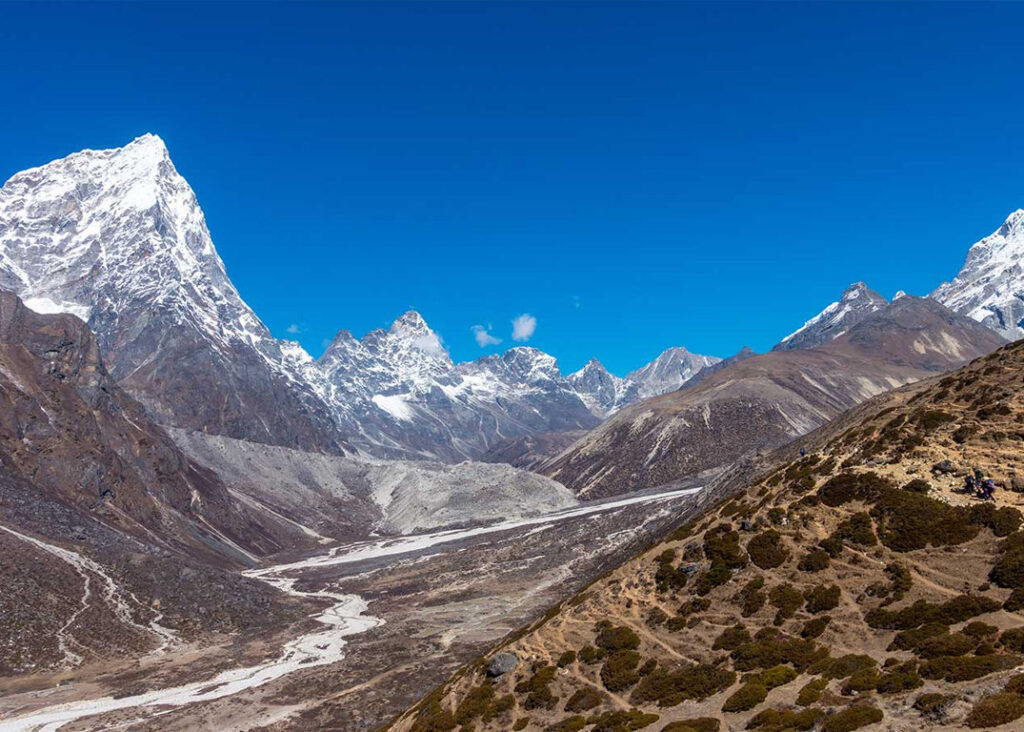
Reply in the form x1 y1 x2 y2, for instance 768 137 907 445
758 664 797 689
516 666 559 710
703 524 748 568
639 658 657 676
970 504 1023 537
455 683 494 724
595 623 641 652
818 472 893 507
722 680 767 712
714 624 752 651
871 489 979 552
834 512 878 546
513 719 529 731
875 669 922 694
820 705 883 732
883 562 913 604
660 720 719 732
798 549 830 572
482 693 514 722
731 634 827 672
746 708 823 731
821 654 876 680
411 696 457 732
655 549 690 592
545 716 587 732
693 561 733 596
963 621 999 639
565 687 605 713
804 585 841 614
557 650 577 667
1004 587 1024 612
865 595 1001 630
902 478 931 493
841 667 880 694
914 632 976 659
586 710 660 732
630 665 736 707
601 650 642 692
801 616 831 639
739 577 767 617
999 627 1024 652
747 530 790 570
889 622 949 651
769 584 804 625
991 532 1024 589
679 597 712 616
965 692 1024 728
580 645 606 664
919 654 1023 682
796 677 829 706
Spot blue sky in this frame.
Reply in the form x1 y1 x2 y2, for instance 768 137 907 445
2 2 1022 375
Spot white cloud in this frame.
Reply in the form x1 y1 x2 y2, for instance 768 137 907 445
471 324 502 347
286 323 302 334
412 332 447 357
512 313 537 342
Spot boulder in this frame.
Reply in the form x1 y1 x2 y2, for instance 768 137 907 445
488 652 519 678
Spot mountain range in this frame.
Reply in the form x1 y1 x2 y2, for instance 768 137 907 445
0 135 720 462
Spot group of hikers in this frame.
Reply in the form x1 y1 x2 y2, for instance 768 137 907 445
961 468 998 501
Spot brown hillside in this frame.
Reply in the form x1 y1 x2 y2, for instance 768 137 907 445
393 338 1024 732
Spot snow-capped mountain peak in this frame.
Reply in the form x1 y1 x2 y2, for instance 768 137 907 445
932 208 1024 340
773 282 888 351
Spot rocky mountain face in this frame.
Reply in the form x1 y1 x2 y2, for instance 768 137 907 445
0 290 311 674
542 296 1005 499
932 209 1024 341
0 136 718 462
0 134 347 454
774 282 889 351
395 338 1024 732
567 348 721 418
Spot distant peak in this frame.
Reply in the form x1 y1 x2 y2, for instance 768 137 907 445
390 310 430 333
997 208 1024 236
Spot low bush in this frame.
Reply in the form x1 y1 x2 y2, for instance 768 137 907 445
820 706 883 732
875 669 922 694
965 692 1024 728
586 709 660 732
797 549 830 572
970 504 1023 538
796 677 828 706
889 622 949 651
601 650 642 692
545 716 586 732
580 645 606 664
455 683 494 724
801 616 831 639
991 532 1024 589
746 708 823 731
557 650 577 667
516 665 559 710
833 512 877 547
804 585 841 614
722 680 767 712
818 472 893 507
902 478 931 493
883 562 913 604
758 664 797 689
919 654 1023 682
913 632 976 659
747 530 790 570
630 664 736 707
841 667 880 694
693 561 733 596
731 634 827 672
655 549 690 592
738 577 767 617
870 489 979 552
999 627 1024 652
769 584 804 625
713 624 751 651
913 692 953 720
703 524 748 568
820 654 876 680
565 687 605 713
865 595 1001 630
595 622 641 652
963 621 999 639
660 720 719 732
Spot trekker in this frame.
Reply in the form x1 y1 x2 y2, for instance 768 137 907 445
964 475 976 494
981 479 996 501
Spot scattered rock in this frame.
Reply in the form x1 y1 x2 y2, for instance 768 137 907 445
933 460 957 474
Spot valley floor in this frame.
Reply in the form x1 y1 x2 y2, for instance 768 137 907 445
0 483 706 732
